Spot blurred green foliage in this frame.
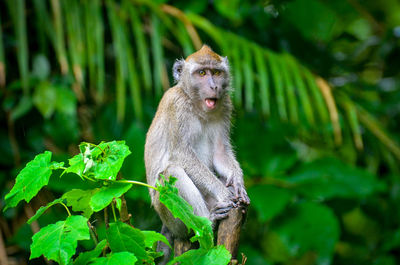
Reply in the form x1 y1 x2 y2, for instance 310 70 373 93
1 0 400 264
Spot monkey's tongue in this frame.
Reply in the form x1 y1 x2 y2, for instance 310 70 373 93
205 98 217 109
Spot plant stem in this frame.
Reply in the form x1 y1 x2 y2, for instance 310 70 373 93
60 202 71 216
111 201 117 222
114 179 158 190
87 221 99 245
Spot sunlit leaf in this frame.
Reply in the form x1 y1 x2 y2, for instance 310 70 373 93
106 221 150 263
157 177 214 249
63 189 98 218
4 151 63 211
90 183 132 212
74 239 107 265
168 245 231 265
89 252 137 265
30 215 90 265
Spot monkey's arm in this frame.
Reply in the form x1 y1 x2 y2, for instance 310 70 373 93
172 145 233 203
213 137 250 206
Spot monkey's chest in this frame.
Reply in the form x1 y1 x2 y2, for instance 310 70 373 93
192 133 213 168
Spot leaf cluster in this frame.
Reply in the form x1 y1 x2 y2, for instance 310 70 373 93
3 141 230 265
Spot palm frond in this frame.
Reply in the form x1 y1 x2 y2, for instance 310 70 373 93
1 0 399 163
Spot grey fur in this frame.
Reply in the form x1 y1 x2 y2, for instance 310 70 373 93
172 59 185 83
145 49 250 263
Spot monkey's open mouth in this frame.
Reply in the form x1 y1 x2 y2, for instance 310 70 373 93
205 98 217 109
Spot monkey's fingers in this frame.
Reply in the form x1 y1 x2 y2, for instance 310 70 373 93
238 190 250 205
225 176 234 187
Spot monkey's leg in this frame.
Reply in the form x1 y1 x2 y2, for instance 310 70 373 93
156 225 173 265
156 166 210 256
217 207 245 263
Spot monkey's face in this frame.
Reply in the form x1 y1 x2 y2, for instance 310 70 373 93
188 65 230 111
172 45 231 112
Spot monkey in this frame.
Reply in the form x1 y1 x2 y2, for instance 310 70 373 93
144 45 250 263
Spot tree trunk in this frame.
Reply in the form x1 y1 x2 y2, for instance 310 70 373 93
217 206 245 262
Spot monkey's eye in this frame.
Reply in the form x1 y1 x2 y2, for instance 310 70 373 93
213 70 221 76
198 70 206 76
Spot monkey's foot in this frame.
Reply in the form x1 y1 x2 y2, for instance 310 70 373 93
210 201 235 221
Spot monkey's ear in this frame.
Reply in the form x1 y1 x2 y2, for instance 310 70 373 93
221 56 230 71
173 59 185 83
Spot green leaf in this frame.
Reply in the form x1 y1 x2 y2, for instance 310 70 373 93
65 154 85 178
248 185 292 222
63 189 99 218
79 141 131 181
32 54 50 80
168 245 231 265
4 151 63 211
55 86 77 115
89 252 137 265
90 183 132 212
286 157 386 200
74 239 107 265
264 202 339 264
30 215 90 265
33 81 57 118
28 198 64 224
142 230 171 249
157 177 214 249
106 221 149 263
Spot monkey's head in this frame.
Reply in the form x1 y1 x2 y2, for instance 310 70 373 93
173 45 231 112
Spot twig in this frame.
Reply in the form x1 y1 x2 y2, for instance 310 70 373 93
0 228 8 265
88 221 99 245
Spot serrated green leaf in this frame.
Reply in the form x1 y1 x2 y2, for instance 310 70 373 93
248 185 292 222
80 141 131 181
74 239 107 265
30 215 90 265
89 252 137 265
168 245 231 265
106 221 149 263
63 189 99 218
142 230 171 249
65 153 85 178
4 151 63 211
28 198 64 224
157 177 214 249
90 183 132 212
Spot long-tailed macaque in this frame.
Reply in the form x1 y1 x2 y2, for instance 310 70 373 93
144 45 249 262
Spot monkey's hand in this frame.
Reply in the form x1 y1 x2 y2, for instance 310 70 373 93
225 176 250 206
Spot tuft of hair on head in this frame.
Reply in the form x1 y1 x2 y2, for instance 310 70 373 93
172 58 185 83
185 44 222 63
